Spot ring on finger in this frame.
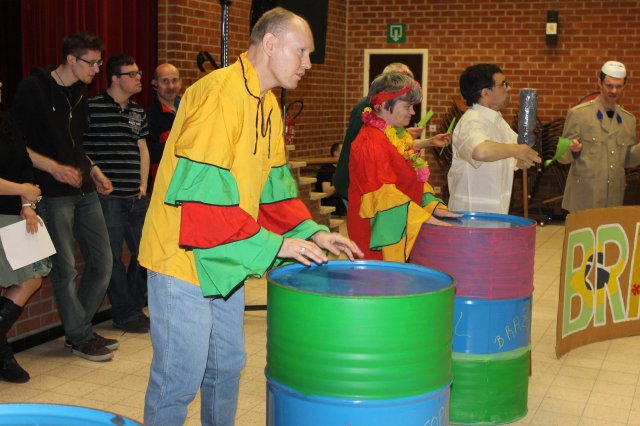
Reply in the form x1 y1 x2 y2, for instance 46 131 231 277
299 247 306 256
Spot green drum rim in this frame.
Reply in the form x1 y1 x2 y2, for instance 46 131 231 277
266 263 455 400
450 346 530 425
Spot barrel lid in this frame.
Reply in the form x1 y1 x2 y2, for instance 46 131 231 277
438 212 536 229
267 260 454 296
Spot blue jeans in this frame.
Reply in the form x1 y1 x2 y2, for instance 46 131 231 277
38 192 112 344
144 271 246 426
99 195 149 324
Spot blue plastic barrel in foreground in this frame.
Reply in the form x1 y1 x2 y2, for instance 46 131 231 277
0 404 141 425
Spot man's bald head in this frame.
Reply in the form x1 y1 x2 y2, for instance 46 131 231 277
153 63 181 107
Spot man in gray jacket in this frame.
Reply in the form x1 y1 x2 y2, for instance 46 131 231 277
560 60 640 212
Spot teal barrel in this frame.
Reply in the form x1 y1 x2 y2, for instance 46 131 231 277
0 404 141 425
266 260 455 425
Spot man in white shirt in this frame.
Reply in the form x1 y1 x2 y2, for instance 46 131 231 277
447 63 541 214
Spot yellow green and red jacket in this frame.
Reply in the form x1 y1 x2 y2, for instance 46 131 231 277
139 52 327 297
347 125 445 262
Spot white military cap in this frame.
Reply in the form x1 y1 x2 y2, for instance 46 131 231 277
601 61 626 78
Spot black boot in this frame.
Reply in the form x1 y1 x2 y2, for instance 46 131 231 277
0 296 29 383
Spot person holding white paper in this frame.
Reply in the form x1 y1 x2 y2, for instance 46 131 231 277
0 81 51 383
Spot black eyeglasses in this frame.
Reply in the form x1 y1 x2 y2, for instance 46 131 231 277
492 80 511 89
476 80 511 94
75 56 103 68
116 70 143 78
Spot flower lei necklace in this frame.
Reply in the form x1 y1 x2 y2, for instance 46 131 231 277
362 107 430 182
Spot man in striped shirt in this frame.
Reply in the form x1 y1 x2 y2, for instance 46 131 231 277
83 54 150 334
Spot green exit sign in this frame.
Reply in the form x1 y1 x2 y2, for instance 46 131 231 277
387 23 406 43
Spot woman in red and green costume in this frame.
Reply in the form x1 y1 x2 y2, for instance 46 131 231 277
348 72 461 262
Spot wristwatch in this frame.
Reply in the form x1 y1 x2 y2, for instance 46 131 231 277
21 202 37 210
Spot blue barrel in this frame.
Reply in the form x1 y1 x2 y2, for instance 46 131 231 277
267 377 450 426
0 404 141 425
266 260 455 426
453 296 532 354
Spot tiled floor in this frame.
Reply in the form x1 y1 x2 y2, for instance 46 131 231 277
2 223 640 425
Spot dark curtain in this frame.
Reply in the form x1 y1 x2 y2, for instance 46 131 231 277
20 0 157 107
0 0 22 110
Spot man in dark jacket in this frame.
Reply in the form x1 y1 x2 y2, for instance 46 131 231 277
10 32 118 362
146 63 181 192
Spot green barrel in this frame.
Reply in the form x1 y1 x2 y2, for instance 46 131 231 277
266 260 455 400
450 346 531 424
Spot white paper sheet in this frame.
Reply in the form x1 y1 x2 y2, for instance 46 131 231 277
0 218 56 270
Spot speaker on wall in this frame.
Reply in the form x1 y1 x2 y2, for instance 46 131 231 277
250 0 328 64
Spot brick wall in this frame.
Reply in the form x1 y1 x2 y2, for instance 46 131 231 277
10 281 56 340
157 0 640 196
157 0 253 85
343 0 640 193
10 249 114 344
157 0 349 160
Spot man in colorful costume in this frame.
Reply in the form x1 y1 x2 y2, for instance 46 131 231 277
348 72 460 262
139 8 362 426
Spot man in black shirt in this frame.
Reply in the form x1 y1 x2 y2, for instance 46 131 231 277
84 54 150 334
11 32 118 362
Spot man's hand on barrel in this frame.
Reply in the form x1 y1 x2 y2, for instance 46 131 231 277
311 232 364 261
278 238 328 266
278 232 363 266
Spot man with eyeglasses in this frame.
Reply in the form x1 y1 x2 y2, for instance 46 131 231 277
10 32 118 362
447 63 541 214
558 60 640 212
83 54 150 334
